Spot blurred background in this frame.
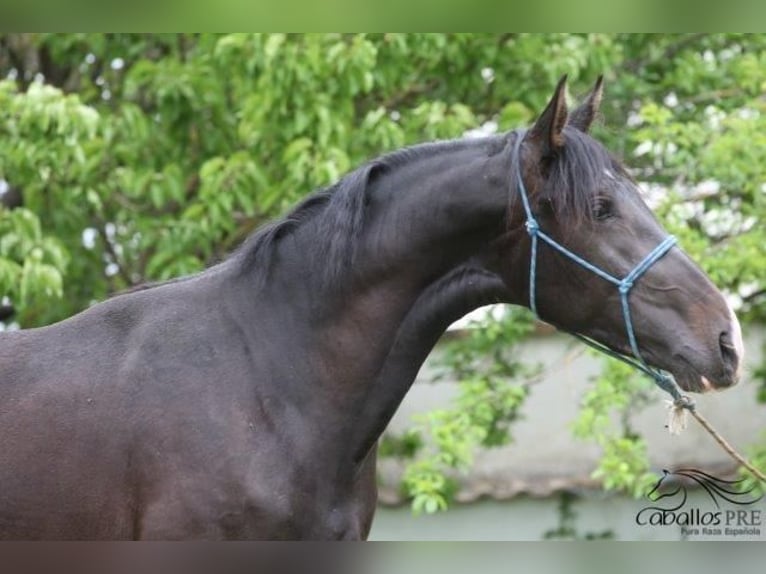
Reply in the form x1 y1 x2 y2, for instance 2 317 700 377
1 33 764 540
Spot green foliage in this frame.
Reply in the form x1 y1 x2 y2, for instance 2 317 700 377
401 376 528 515
738 434 766 499
2 34 764 517
378 429 423 460
0 207 68 312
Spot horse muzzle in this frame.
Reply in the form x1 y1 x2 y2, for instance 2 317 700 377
672 305 744 394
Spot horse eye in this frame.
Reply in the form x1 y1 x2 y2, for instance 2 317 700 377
593 198 614 221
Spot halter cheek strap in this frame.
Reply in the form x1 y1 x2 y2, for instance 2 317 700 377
512 133 685 402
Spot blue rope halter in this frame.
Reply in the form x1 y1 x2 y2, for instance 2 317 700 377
512 133 689 404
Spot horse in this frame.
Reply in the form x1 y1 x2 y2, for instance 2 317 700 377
0 76 744 539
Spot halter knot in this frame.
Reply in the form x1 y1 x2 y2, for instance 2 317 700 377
618 281 633 295
525 220 539 236
673 394 696 412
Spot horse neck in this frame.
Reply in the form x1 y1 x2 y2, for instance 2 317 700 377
234 135 523 472
345 262 510 466
293 138 519 467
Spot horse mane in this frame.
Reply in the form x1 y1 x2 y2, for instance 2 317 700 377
235 136 507 284
235 160 378 285
113 138 490 298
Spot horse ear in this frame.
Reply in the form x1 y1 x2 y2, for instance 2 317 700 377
526 75 569 157
569 75 604 133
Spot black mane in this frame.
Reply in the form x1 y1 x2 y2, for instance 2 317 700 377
236 135 509 283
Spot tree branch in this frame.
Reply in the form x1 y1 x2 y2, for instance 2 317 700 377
743 288 766 304
96 224 134 288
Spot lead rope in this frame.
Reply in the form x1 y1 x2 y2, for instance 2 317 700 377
687 409 766 482
512 132 765 483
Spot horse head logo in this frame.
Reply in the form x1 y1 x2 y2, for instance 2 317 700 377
646 469 688 512
647 468 761 510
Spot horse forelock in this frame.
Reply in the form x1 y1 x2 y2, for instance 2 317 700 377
510 127 631 232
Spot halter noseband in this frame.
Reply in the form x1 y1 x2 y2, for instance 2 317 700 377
512 132 685 401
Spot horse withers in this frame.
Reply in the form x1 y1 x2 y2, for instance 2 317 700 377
0 77 743 539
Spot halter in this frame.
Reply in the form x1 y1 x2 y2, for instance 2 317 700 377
512 133 687 402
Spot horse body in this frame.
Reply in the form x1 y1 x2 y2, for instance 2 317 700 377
0 266 370 538
0 78 744 539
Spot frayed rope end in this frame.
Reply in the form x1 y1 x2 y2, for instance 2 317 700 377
665 395 695 436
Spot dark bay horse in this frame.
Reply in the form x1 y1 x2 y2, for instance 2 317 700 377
0 77 743 539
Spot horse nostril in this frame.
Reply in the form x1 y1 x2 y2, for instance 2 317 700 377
719 331 739 378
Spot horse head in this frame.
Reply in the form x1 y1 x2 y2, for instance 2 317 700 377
647 469 686 504
492 76 743 394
